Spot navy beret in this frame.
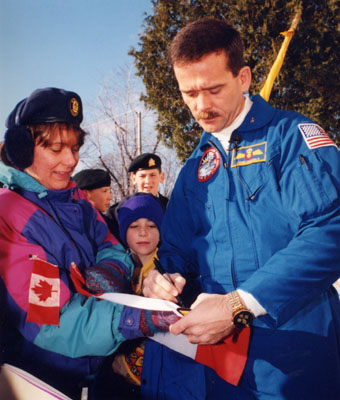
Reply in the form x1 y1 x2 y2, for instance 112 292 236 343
3 87 83 170
128 153 162 173
73 169 111 190
6 87 83 128
117 193 164 246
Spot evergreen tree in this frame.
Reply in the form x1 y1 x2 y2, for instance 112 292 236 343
130 0 340 162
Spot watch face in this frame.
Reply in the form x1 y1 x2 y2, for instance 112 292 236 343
234 310 254 329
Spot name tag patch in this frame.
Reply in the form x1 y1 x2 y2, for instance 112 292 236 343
198 147 221 182
231 142 267 168
298 123 336 150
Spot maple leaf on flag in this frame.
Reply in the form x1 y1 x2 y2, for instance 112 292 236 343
32 279 54 302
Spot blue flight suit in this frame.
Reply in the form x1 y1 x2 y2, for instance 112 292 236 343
141 95 340 399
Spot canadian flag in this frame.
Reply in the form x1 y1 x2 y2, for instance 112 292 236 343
26 257 60 326
152 327 250 386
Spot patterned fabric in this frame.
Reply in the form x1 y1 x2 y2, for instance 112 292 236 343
84 262 130 294
112 341 145 386
118 307 180 340
140 310 181 337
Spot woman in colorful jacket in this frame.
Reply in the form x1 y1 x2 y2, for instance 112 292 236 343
0 87 179 399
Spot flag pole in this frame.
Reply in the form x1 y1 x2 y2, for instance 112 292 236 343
260 12 301 101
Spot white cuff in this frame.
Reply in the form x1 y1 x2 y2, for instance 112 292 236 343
237 289 267 318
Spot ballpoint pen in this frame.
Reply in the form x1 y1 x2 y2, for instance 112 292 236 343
153 257 188 309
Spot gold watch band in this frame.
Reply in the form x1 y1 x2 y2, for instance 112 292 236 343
227 290 245 313
226 290 254 329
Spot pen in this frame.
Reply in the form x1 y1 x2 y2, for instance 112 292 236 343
153 258 186 308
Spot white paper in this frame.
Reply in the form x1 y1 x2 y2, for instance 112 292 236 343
98 292 184 316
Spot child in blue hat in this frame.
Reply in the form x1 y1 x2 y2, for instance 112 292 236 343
116 192 164 293
85 192 164 295
84 193 166 387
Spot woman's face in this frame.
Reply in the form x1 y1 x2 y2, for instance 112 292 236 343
25 127 81 190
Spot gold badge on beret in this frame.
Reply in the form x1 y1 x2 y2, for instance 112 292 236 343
69 98 79 117
148 158 156 167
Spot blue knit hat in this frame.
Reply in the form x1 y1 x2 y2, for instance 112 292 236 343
117 193 164 246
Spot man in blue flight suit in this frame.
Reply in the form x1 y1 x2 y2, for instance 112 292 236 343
141 17 340 399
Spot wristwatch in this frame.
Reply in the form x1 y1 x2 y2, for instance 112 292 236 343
227 291 254 329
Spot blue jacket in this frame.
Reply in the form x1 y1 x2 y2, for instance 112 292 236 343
141 95 340 399
0 164 135 398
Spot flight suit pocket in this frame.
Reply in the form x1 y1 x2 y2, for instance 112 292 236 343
289 152 339 217
184 188 213 234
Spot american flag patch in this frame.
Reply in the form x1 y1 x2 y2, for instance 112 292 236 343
298 123 336 150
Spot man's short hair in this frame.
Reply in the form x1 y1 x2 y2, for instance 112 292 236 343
168 17 245 76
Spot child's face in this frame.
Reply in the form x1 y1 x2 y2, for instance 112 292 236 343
126 218 160 259
85 186 112 212
131 168 165 196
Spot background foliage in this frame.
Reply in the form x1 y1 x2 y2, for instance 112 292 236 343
130 0 340 162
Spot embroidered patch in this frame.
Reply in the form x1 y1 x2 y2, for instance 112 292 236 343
298 123 336 150
231 142 267 168
198 147 221 182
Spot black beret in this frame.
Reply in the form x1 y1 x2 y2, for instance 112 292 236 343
128 153 162 173
73 169 111 190
6 87 83 128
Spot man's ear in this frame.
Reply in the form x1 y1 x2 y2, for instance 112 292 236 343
159 172 165 184
239 66 252 93
130 173 137 185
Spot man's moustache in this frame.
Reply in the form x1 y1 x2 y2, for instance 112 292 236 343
197 111 219 119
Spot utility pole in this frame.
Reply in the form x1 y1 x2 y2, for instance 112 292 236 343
136 111 142 155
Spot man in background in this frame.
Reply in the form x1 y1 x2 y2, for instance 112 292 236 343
128 153 168 210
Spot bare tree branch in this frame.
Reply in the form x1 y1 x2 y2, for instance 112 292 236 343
79 64 180 202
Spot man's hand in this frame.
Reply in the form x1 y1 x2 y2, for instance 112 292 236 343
142 269 186 303
169 293 235 344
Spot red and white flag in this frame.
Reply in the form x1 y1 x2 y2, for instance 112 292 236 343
152 327 250 386
27 257 60 326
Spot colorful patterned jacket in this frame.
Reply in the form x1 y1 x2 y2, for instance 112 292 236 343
0 163 134 396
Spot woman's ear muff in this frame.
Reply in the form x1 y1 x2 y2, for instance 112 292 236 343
4 126 35 169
